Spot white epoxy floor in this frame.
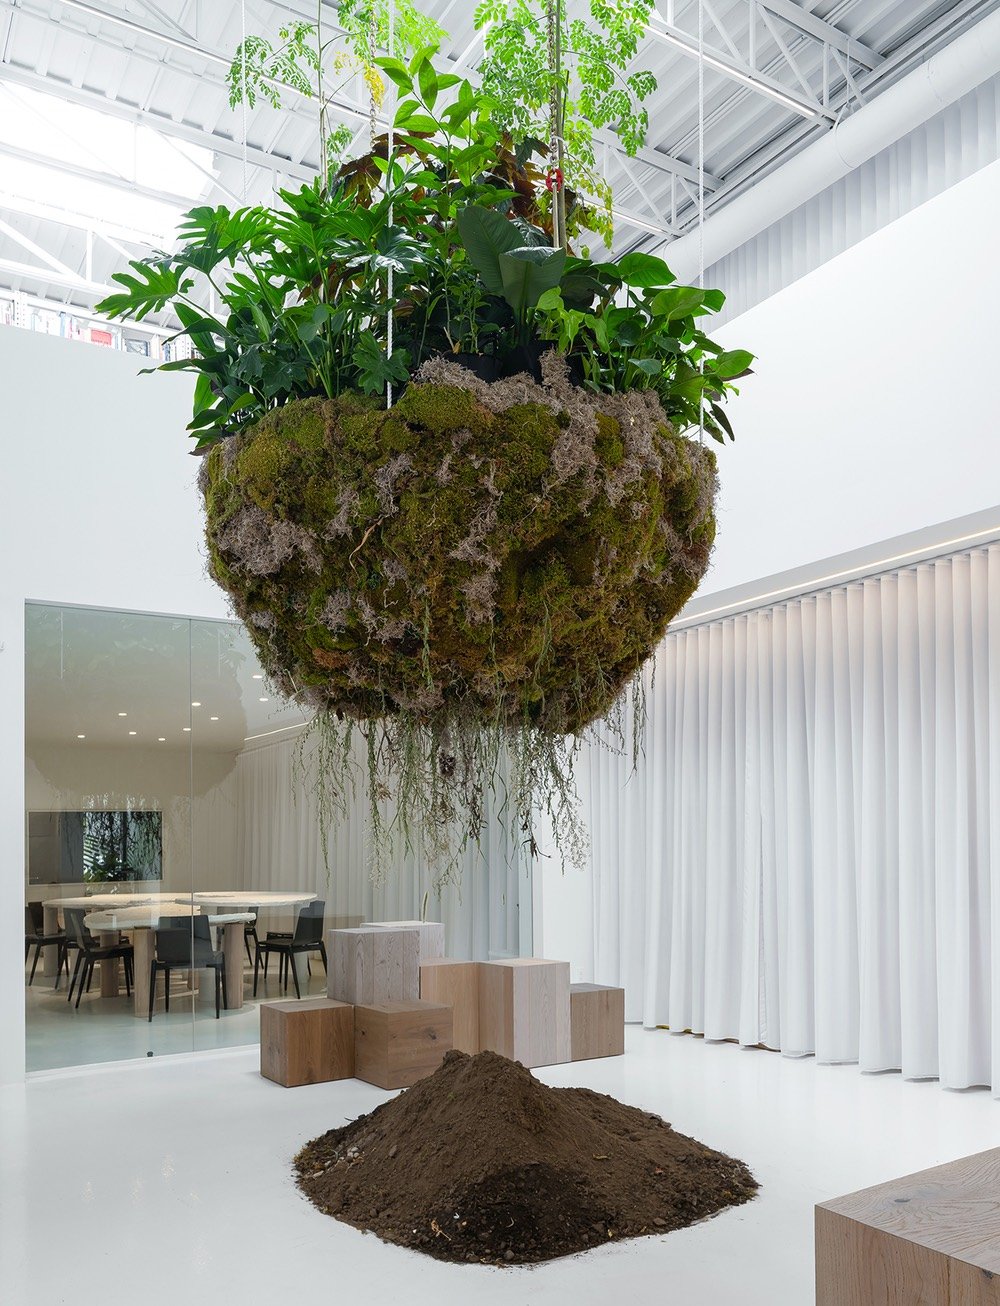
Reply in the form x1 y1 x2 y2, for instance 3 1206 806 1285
3 1029 1000 1306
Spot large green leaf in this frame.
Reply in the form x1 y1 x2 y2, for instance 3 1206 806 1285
649 286 707 321
456 204 524 297
714 348 755 379
498 246 567 320
613 251 676 289
96 261 191 322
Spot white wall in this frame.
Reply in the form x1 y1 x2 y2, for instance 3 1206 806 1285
700 157 1000 598
539 160 1000 975
0 326 229 1084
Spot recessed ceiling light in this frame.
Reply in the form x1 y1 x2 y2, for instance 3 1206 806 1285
158 737 166 742
191 701 201 707
259 696 269 703
183 726 191 732
128 731 137 736
252 673 263 680
210 716 219 721
118 712 127 717
76 734 85 739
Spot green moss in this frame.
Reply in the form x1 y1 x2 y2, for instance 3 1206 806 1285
202 382 717 736
594 413 625 468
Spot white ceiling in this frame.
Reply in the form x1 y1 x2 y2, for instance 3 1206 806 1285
0 0 995 319
24 602 307 750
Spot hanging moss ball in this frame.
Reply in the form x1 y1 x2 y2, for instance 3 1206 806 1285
201 354 717 736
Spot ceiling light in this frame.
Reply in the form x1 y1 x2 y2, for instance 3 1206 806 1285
128 731 137 736
259 697 269 703
646 21 821 119
183 727 192 732
76 734 85 739
158 737 166 742
118 712 127 717
252 674 263 680
191 701 201 707
210 716 219 722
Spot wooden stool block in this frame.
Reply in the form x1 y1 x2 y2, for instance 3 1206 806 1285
420 959 480 1054
816 1148 1000 1305
354 1000 452 1090
260 998 354 1088
327 926 419 1006
570 983 625 1060
367 920 445 964
478 958 571 1068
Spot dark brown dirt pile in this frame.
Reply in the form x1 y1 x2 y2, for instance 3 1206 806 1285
294 1050 758 1265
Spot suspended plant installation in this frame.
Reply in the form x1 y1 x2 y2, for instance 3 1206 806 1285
98 8 752 881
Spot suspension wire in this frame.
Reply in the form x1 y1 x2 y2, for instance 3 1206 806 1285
386 0 395 408
240 0 248 202
697 0 705 447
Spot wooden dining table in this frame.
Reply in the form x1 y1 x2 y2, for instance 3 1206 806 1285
42 890 317 1018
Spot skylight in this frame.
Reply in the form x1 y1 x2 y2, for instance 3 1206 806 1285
0 83 216 246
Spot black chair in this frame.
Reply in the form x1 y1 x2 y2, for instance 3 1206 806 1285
253 900 327 1000
64 907 134 1009
148 915 227 1021
244 906 261 965
24 903 68 988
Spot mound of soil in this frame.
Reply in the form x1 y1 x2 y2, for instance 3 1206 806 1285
295 1050 757 1265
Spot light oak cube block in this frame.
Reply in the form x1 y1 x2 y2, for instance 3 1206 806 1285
478 958 571 1068
366 920 446 965
816 1148 1000 1305
354 1000 452 1090
419 958 480 1054
260 997 354 1088
327 926 419 1006
570 983 625 1061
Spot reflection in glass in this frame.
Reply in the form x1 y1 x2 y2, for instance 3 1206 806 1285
25 603 531 1073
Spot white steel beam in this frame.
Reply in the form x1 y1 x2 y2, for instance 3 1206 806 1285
758 1 884 71
0 256 112 294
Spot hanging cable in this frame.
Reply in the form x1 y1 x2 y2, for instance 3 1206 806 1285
386 0 396 408
697 0 705 447
240 0 248 202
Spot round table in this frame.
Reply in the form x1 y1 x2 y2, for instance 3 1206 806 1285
42 890 318 1014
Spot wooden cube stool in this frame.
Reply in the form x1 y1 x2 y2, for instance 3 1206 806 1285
367 920 445 965
260 997 354 1088
420 958 480 1054
478 958 571 1068
816 1148 1000 1305
354 1000 453 1090
327 926 419 1006
570 983 625 1061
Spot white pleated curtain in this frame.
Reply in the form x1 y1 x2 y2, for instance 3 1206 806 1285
235 733 527 961
579 544 1000 1092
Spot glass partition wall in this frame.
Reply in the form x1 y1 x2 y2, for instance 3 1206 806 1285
25 602 532 1072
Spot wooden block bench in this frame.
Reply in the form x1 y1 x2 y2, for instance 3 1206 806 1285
419 959 480 1054
327 926 419 1006
260 998 354 1087
816 1148 1000 1305
354 1000 452 1090
478 958 571 1068
367 920 446 965
570 983 625 1061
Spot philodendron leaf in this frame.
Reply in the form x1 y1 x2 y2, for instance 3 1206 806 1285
649 286 706 321
614 251 676 289
498 246 567 319
456 204 524 297
714 349 755 379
